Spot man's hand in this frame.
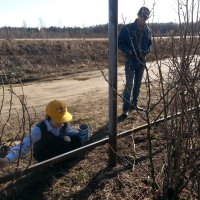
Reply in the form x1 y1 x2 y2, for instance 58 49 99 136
0 157 10 169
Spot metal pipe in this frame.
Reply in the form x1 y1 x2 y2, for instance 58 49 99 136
108 0 118 167
0 107 198 184
0 139 108 184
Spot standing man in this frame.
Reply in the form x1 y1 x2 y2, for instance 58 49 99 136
118 6 152 119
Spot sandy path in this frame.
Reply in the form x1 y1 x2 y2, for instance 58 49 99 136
1 60 170 115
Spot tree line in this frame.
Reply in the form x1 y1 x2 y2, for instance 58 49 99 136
0 22 199 39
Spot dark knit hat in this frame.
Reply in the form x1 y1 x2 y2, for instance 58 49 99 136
138 7 150 18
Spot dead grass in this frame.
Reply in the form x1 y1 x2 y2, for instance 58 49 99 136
0 84 197 199
0 40 198 199
0 38 181 84
0 91 163 200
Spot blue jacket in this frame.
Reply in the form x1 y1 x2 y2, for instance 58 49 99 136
118 19 152 63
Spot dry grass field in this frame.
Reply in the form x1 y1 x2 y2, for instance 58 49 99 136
0 39 199 199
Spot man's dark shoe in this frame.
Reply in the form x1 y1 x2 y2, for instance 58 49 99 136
131 105 145 111
135 105 145 111
117 111 129 122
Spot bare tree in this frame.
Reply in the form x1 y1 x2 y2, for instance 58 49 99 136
145 0 200 198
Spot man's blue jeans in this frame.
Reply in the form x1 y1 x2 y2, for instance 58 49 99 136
122 59 145 112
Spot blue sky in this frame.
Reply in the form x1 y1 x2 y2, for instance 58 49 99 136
0 0 179 28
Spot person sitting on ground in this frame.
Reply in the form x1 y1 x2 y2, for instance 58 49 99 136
0 99 89 168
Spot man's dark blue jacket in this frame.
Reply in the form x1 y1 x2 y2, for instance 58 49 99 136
118 19 152 63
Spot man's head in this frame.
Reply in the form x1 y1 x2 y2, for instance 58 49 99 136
46 100 72 124
137 7 150 21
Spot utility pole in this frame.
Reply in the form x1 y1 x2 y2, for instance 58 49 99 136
108 0 118 167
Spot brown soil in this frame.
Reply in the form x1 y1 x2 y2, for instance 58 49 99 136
1 60 169 115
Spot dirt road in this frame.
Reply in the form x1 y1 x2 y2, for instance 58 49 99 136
1 60 169 115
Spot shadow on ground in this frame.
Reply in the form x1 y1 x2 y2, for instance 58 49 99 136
66 147 165 200
0 155 85 200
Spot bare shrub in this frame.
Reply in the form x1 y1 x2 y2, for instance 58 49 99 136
0 65 37 171
144 0 200 198
114 0 200 198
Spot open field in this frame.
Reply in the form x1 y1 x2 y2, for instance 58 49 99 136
0 39 199 199
0 38 182 83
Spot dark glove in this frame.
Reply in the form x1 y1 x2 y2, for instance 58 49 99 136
125 50 133 58
137 50 146 63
